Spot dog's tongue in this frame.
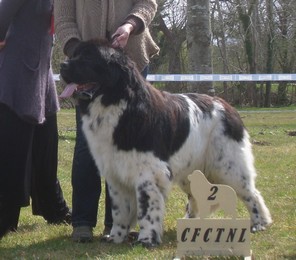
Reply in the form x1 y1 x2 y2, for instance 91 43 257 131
59 83 78 98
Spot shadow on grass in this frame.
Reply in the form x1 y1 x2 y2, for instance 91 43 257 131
58 128 76 141
282 256 296 260
2 229 295 259
58 134 76 141
0 234 142 259
1 227 180 259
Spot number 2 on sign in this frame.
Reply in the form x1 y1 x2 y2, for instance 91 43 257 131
208 186 218 200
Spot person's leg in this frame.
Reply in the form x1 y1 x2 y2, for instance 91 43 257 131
141 65 149 79
0 104 32 238
71 106 102 241
30 113 71 224
103 183 113 233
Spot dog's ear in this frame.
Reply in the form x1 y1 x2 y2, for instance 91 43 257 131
109 48 126 64
99 46 115 60
98 46 123 65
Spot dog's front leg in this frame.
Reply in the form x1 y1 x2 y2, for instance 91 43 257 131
135 177 166 248
107 181 136 243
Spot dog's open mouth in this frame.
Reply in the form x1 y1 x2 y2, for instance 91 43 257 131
60 82 98 100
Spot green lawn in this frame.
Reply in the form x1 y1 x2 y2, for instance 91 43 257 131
0 108 295 260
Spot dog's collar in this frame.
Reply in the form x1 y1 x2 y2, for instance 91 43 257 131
74 82 99 100
75 82 97 91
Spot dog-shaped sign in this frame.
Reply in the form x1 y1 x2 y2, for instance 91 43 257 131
188 170 237 219
176 170 251 259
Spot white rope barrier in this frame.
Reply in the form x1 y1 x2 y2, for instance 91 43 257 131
54 74 296 82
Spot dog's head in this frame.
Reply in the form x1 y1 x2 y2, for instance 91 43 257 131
61 40 126 84
60 40 146 105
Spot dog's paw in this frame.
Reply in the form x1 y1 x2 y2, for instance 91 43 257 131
251 222 271 233
251 218 272 233
133 238 160 248
127 231 139 242
100 233 127 244
251 224 266 233
135 230 161 248
100 234 113 242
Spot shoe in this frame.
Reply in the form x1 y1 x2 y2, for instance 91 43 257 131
0 206 20 239
100 226 112 242
47 209 72 225
103 226 111 236
72 226 93 243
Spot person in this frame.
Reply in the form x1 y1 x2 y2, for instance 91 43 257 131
0 0 71 239
54 0 159 242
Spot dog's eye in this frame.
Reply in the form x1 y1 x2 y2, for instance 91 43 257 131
77 56 96 63
82 58 93 62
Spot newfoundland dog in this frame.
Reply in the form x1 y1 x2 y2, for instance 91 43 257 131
60 39 272 247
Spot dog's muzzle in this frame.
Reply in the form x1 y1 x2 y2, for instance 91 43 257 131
59 82 98 100
74 83 98 100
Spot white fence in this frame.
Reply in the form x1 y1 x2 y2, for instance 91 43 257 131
54 73 296 82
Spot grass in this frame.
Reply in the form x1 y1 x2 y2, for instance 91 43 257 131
0 108 295 259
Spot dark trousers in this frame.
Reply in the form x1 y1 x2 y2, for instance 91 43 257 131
0 104 69 231
71 67 148 229
71 106 112 228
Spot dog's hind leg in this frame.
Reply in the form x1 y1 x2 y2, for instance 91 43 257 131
231 161 272 232
239 186 272 232
178 181 199 218
206 134 272 232
185 194 199 218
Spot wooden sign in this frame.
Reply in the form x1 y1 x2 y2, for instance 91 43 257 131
175 170 252 259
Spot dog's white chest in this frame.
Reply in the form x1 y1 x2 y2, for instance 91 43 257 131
81 97 127 175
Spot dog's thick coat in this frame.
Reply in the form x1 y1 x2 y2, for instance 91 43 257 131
60 40 272 247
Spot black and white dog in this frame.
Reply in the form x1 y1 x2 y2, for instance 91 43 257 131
60 39 272 247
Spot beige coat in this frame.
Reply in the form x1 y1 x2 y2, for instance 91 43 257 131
54 0 159 71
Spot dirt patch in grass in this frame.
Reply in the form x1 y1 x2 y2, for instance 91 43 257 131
287 130 296 136
252 139 271 146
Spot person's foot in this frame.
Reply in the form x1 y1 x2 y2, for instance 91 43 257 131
103 226 111 236
100 226 111 241
72 226 93 243
47 209 72 225
0 206 20 239
1 224 18 239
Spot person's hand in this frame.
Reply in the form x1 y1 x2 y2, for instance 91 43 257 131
111 23 134 49
0 41 6 51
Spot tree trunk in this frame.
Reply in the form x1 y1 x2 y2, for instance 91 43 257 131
235 0 258 106
186 0 214 95
264 0 274 107
214 0 229 100
276 1 294 105
156 15 186 92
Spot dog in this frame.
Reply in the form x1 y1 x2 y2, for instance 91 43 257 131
60 39 272 247
188 170 237 219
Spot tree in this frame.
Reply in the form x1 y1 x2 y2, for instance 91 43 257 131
264 0 274 107
275 0 296 105
234 0 259 106
151 0 187 92
186 0 214 95
212 0 230 100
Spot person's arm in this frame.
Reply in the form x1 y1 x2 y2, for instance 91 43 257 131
126 0 158 33
0 0 26 44
111 0 157 48
54 0 81 57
